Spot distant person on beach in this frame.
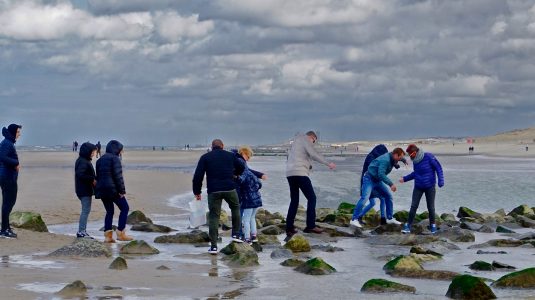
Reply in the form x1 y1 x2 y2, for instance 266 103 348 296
399 144 444 234
285 131 336 237
193 139 245 254
0 124 22 238
95 140 133 243
351 148 405 228
75 142 97 238
235 146 265 244
95 141 102 158
74 141 79 152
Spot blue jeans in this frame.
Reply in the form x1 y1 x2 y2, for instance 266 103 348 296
242 207 258 240
78 196 92 232
353 173 393 220
101 196 129 231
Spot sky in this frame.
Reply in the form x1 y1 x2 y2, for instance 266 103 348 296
1 0 535 146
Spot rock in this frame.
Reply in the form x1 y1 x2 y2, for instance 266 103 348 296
457 207 482 219
496 225 516 234
157 265 170 270
370 223 403 235
337 202 355 214
49 238 111 258
295 257 336 275
492 261 516 270
367 235 439 246
220 242 259 267
493 267 535 288
263 219 282 227
460 221 482 231
410 253 442 263
131 222 173 233
391 269 459 281
517 215 535 228
478 224 495 233
102 286 122 290
9 211 48 232
317 222 366 238
154 230 209 244
361 209 381 228
259 225 284 235
469 261 496 271
119 240 160 255
416 211 440 224
99 225 117 232
393 210 409 223
410 246 443 257
477 250 508 255
311 244 344 252
446 275 496 300
126 210 152 225
281 258 305 267
361 278 416 294
316 208 336 222
270 248 293 259
518 232 535 240
257 234 281 246
508 205 534 217
383 256 423 273
109 257 128 270
494 208 507 217
56 280 87 297
468 239 524 249
441 213 457 223
284 234 311 253
437 227 475 242
251 242 263 252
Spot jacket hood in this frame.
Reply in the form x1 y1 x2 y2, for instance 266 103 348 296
370 144 388 158
2 127 15 143
79 142 96 160
105 140 123 155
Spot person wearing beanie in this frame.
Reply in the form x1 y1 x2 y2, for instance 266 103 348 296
0 123 22 238
74 142 97 238
95 140 133 243
399 144 444 234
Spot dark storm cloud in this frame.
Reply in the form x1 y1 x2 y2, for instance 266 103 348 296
1 0 535 146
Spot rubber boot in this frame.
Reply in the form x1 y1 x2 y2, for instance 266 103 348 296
116 229 133 241
104 230 116 243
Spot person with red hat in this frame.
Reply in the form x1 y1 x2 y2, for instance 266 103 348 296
399 144 444 234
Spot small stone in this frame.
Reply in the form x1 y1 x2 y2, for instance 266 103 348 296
361 278 416 294
270 249 293 259
496 225 516 234
49 238 112 258
477 250 508 255
284 234 311 253
508 205 534 217
493 267 535 288
156 265 171 270
9 211 48 232
311 244 344 252
126 210 152 225
410 246 443 257
294 257 336 275
154 230 209 244
492 261 516 270
109 257 128 270
469 261 495 271
251 242 263 252
478 224 495 233
280 258 304 267
56 280 87 297
259 225 284 235
457 207 482 219
131 222 173 233
220 242 259 267
446 275 496 299
257 234 281 246
119 240 160 255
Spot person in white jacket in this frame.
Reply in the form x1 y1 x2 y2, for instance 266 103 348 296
285 131 336 237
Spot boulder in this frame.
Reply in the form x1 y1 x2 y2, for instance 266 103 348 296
281 258 305 267
508 205 534 217
493 268 535 288
311 244 344 252
492 261 516 270
390 269 459 281
119 240 160 255
367 234 439 246
9 211 48 232
154 230 209 244
393 210 409 223
478 225 495 233
109 257 128 270
410 246 443 257
496 225 516 234
441 213 457 223
131 222 173 233
410 253 442 263
457 207 482 219
259 225 284 235
446 275 496 300
469 261 496 271
126 210 152 225
494 208 507 217
270 248 293 259
437 227 475 242
361 278 416 294
316 208 336 222
56 280 87 298
460 221 482 231
337 202 355 214
263 219 282 227
361 209 381 228
257 234 281 246
516 215 535 228
370 223 403 235
295 257 336 275
317 222 366 238
157 265 170 270
517 232 535 240
49 238 111 258
468 239 524 249
383 256 423 274
284 234 311 253
220 242 259 267
251 242 263 252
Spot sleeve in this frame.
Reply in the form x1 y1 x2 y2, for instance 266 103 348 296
431 156 444 187
76 161 95 182
192 156 206 195
0 143 19 167
304 141 330 166
112 157 126 195
250 169 264 178
378 161 394 186
403 172 415 182
234 156 245 176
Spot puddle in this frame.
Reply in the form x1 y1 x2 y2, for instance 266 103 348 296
1 255 64 270
16 282 66 294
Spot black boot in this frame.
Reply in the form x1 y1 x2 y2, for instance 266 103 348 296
380 217 387 225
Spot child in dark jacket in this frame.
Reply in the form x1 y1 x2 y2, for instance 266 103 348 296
75 142 97 238
237 146 264 244
400 144 444 234
0 124 22 238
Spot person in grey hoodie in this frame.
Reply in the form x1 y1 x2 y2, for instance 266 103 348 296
285 131 336 236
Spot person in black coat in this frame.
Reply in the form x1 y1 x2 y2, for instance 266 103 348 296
74 142 97 238
0 124 22 238
95 140 132 243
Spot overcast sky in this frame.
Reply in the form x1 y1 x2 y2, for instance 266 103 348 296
1 0 535 146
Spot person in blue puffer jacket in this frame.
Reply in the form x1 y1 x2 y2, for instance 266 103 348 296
399 144 444 234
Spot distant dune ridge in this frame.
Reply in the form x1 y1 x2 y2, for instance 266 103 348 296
479 127 535 143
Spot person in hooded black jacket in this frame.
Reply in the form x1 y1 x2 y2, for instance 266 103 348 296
0 124 22 238
75 142 97 238
95 140 132 243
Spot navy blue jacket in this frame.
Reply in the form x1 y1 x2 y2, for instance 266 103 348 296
403 153 444 190
75 142 96 198
0 128 19 182
237 158 263 209
95 140 125 200
192 148 245 195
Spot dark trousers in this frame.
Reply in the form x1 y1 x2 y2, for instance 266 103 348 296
101 196 129 231
208 190 241 247
286 176 317 231
1 180 17 231
407 187 436 225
